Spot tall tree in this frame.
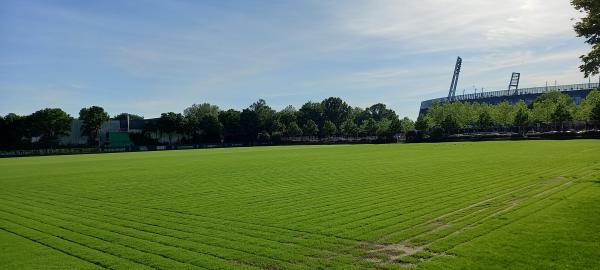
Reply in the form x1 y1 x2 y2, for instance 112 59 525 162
112 113 144 121
249 99 275 134
368 103 397 122
1 113 29 149
376 119 392 137
440 114 459 134
414 114 429 131
477 110 494 130
591 102 600 121
360 118 378 136
531 92 573 123
572 0 600 77
276 105 298 126
298 102 324 128
399 117 415 133
240 109 259 143
286 122 303 137
158 112 184 145
303 120 319 136
322 120 337 137
577 89 600 120
551 103 573 130
321 97 351 127
492 101 514 128
340 119 359 137
513 106 530 135
29 108 72 146
184 103 222 143
79 106 109 146
219 109 242 143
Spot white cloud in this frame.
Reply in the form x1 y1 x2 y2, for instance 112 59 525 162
329 0 581 50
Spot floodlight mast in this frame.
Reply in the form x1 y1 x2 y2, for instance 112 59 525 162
448 57 462 101
508 72 521 94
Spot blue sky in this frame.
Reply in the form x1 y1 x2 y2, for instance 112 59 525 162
0 0 593 119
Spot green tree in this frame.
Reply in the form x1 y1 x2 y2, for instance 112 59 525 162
321 97 351 126
276 105 297 126
0 113 29 150
322 120 337 137
399 117 415 133
368 103 397 122
219 109 242 143
158 112 184 145
303 120 319 136
112 113 144 121
240 109 259 143
184 103 221 143
551 103 573 130
572 0 600 77
531 92 573 123
577 89 600 120
441 114 459 134
79 106 109 145
272 120 286 134
591 102 600 121
249 99 275 133
340 119 359 136
376 119 392 137
360 118 378 136
492 101 513 128
286 122 303 137
513 106 530 135
414 114 429 131
477 110 494 130
298 102 324 127
184 103 220 119
29 108 72 146
198 114 223 143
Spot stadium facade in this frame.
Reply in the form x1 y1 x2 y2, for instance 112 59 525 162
419 82 598 115
419 57 599 115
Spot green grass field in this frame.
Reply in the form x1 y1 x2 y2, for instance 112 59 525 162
1 140 599 270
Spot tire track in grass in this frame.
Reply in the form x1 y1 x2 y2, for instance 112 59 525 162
370 172 595 266
428 179 590 254
383 173 577 243
361 165 582 240
404 180 574 245
403 168 597 247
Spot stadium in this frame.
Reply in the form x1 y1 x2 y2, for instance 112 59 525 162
419 57 600 115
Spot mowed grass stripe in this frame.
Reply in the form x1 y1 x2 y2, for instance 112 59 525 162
0 217 155 270
0 208 215 270
356 164 589 240
20 189 360 251
405 176 582 246
0 194 351 270
426 180 594 254
0 227 110 270
379 167 585 242
1 141 599 269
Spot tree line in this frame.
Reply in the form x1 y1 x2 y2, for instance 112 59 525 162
0 97 415 150
415 89 600 135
